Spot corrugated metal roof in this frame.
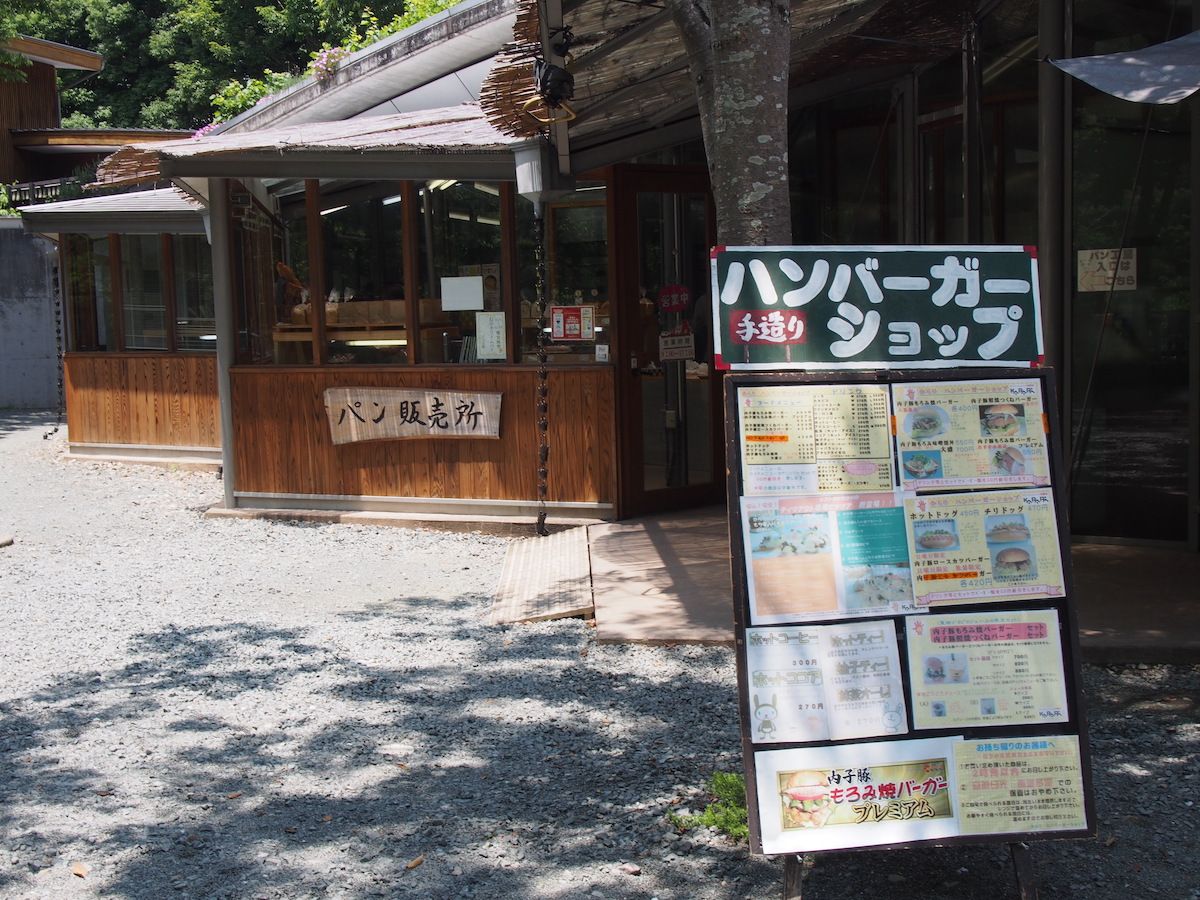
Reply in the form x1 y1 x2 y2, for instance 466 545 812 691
20 188 206 235
20 187 202 215
216 0 515 134
96 104 519 187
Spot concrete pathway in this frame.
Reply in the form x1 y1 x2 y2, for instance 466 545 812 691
586 506 1200 662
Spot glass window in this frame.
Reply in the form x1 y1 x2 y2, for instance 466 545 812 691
63 234 115 351
322 186 407 365
1069 0 1192 541
516 188 610 364
120 234 166 350
417 181 503 364
233 183 296 364
634 190 712 490
172 234 215 351
981 0 1039 244
790 87 901 243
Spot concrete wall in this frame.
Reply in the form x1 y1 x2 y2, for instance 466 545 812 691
0 220 58 408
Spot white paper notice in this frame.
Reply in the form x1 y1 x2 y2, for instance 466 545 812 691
475 311 507 360
441 276 485 311
745 620 907 744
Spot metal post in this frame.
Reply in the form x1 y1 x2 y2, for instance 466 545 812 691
209 177 237 510
963 16 983 243
534 200 550 536
1038 0 1067 402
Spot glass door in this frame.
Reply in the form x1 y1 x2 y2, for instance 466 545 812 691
1068 1 1194 544
613 166 720 516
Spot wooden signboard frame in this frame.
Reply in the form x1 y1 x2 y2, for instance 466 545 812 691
724 367 1095 868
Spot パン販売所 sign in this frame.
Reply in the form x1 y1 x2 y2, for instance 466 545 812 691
711 246 1043 370
324 387 501 444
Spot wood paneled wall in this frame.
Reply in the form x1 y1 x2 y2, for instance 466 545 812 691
230 366 616 504
0 62 59 183
65 353 220 447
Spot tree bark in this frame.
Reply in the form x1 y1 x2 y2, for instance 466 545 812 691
665 0 792 246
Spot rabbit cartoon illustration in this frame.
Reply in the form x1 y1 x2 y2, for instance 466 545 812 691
753 694 779 741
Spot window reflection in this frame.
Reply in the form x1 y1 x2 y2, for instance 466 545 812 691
121 235 166 350
173 235 215 350
516 187 609 364
418 181 503 364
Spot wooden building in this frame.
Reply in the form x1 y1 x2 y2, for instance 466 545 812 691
26 0 1200 545
87 105 694 521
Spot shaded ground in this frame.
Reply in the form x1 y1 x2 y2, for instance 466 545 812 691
0 413 1197 899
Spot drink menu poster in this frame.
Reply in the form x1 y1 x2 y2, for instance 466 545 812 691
738 384 894 495
745 620 907 745
893 378 1051 492
905 609 1069 730
903 488 1066 605
742 493 917 624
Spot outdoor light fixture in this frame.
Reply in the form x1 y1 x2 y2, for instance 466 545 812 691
523 27 577 127
523 59 576 125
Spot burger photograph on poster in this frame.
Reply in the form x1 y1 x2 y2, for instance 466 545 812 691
755 738 963 854
978 403 1026 438
777 760 952 832
984 513 1037 581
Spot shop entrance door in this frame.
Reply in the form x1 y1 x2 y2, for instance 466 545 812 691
612 166 721 517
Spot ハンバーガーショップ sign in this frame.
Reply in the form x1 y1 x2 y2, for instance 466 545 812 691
711 246 1042 369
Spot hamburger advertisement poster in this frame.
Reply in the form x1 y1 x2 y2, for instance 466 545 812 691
903 488 1065 605
725 368 1094 857
754 738 961 854
893 378 1052 492
905 609 1069 730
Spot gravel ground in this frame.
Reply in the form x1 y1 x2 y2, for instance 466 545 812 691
0 410 1198 900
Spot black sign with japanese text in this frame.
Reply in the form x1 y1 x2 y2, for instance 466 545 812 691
711 246 1043 370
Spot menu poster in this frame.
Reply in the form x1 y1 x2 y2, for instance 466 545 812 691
954 736 1088 835
742 493 917 624
903 488 1066 605
754 738 961 854
738 384 894 496
894 379 1051 491
906 610 1069 730
746 621 907 745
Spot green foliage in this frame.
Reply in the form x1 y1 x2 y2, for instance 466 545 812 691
306 2 456 77
0 184 19 217
211 70 299 123
665 772 749 842
14 0 457 128
1 0 41 80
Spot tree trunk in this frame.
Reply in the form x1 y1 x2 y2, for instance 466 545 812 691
666 0 792 246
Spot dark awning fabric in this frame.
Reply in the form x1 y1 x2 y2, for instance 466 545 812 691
1051 30 1200 105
